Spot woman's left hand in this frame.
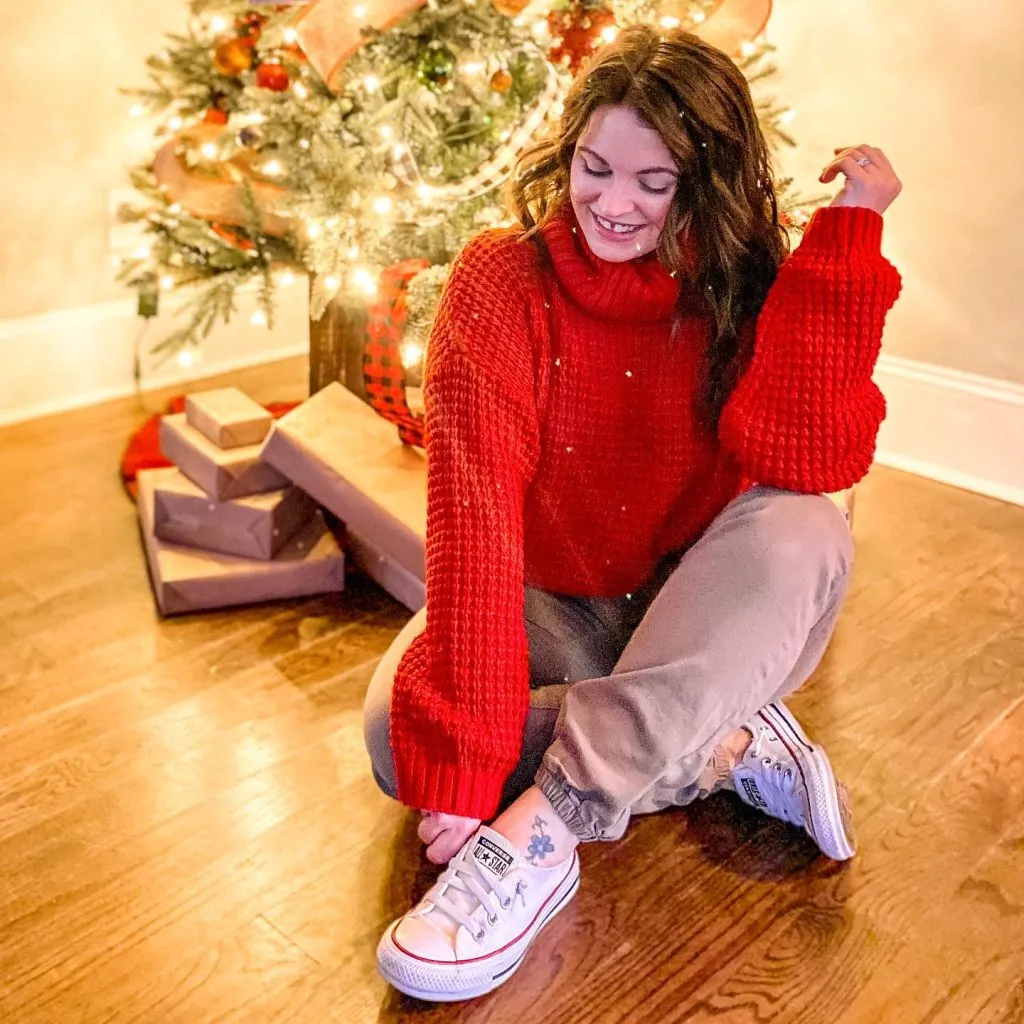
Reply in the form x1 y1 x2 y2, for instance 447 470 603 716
820 144 902 215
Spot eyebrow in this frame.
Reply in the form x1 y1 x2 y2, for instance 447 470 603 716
579 146 678 177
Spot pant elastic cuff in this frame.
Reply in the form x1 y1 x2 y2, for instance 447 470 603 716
535 762 598 842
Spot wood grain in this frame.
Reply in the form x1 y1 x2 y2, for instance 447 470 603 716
0 357 1021 1023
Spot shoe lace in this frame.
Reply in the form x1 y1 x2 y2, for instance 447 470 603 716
429 849 529 943
747 726 805 828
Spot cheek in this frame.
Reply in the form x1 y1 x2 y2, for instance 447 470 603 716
643 193 675 229
569 165 600 204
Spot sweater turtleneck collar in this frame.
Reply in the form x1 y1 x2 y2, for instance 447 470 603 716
539 204 696 324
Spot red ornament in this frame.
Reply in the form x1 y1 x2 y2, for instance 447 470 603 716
547 2 617 74
211 223 256 251
236 11 266 41
255 62 290 92
203 107 229 125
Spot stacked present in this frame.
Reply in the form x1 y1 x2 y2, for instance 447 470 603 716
137 384 427 616
137 387 347 616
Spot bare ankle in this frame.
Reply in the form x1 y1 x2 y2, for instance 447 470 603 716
491 786 578 866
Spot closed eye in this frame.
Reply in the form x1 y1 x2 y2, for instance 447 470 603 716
580 161 673 195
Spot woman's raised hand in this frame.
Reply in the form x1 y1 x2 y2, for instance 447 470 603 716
821 144 901 215
418 810 482 864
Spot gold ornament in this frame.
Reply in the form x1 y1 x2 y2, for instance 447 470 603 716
489 68 513 93
212 37 255 77
492 0 531 15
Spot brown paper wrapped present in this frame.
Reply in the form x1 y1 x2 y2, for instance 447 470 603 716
345 525 424 612
185 387 273 450
153 468 317 561
137 468 345 616
261 383 426 582
160 413 289 500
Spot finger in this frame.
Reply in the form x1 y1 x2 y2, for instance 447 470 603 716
860 144 894 175
820 155 871 184
426 830 464 865
418 816 445 844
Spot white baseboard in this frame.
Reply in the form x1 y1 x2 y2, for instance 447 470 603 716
874 355 1024 507
0 281 309 428
1 294 1021 507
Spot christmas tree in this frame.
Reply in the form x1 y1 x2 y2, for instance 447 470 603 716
120 0 812 408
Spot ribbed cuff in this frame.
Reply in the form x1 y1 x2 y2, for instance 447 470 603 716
394 746 508 819
802 205 884 253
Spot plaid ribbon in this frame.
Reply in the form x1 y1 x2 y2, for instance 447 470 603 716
363 258 430 448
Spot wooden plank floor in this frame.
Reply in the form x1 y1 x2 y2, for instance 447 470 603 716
1 357 1021 1024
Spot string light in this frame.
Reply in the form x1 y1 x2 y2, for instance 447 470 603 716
741 41 757 57
260 159 285 177
132 245 151 260
159 275 174 290
305 221 323 239
692 10 707 23
168 202 182 215
462 61 486 76
250 309 268 327
372 196 393 215
780 109 798 124
353 4 368 18
400 342 424 368
168 115 184 131
277 269 295 286
351 267 378 295
209 15 229 34
283 27 299 44
178 347 197 368
293 81 309 99
326 215 341 228
379 125 394 140
299 138 311 149
660 16 681 29
601 26 619 43
130 103 145 117
323 274 341 294
363 74 381 93
200 141 219 160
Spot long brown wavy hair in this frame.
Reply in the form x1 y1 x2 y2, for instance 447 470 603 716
510 25 790 430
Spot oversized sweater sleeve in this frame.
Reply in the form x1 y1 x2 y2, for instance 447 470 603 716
719 206 903 493
389 231 541 819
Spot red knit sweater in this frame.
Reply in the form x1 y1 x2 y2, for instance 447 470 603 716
390 205 902 818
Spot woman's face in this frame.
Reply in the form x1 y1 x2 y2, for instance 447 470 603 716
569 104 680 263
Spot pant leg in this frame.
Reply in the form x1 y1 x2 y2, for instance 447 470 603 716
362 587 636 806
535 486 854 842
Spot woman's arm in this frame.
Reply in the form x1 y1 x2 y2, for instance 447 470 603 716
390 231 542 821
719 204 903 494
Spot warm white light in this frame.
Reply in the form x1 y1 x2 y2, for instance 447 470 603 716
132 245 151 260
692 10 706 23
200 141 219 160
740 41 757 57
780 109 798 124
659 15 681 29
159 275 174 290
277 269 295 286
324 274 341 293
461 61 486 76
305 220 322 239
531 18 548 36
283 27 299 44
353 4 367 18
168 202 182 214
260 159 284 176
209 15 229 34
416 183 435 201
379 124 394 139
250 309 268 327
168 115 184 131
293 81 309 99
178 348 197 368
363 74 380 93
326 215 341 228
400 342 424 368
351 267 377 295
392 143 407 159
372 196 393 215
347 244 360 260
601 26 619 43
299 138 311 149
130 103 145 117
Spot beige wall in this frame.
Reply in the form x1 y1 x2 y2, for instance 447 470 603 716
770 0 1023 384
1 0 1021 384
0 0 185 319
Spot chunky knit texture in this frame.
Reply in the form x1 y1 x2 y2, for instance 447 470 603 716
390 204 902 818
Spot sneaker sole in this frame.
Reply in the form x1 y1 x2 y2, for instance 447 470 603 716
376 851 581 1002
760 703 856 861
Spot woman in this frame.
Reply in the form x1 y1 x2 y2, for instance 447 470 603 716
364 24 902 1001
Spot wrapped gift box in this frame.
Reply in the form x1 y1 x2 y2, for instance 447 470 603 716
345 525 424 612
137 468 345 616
160 413 289 500
185 387 273 449
153 468 317 561
261 383 426 583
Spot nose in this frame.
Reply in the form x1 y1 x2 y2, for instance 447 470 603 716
594 177 636 219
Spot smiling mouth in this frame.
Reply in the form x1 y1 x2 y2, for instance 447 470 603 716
591 211 644 236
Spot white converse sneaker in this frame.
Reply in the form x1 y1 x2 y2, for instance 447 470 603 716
376 825 580 1001
732 701 856 860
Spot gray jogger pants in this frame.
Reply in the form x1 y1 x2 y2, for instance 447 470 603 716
362 485 853 841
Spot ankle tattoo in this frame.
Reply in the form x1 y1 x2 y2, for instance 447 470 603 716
525 815 556 865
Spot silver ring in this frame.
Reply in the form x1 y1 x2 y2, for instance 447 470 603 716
856 155 872 168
